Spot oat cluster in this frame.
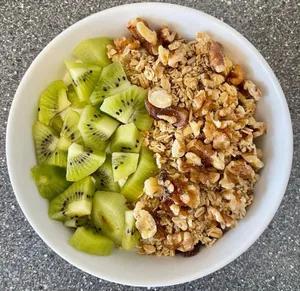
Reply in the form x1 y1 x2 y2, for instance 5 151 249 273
107 18 266 256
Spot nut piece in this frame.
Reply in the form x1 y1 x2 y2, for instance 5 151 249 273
136 21 158 44
171 139 185 158
144 176 162 197
244 80 261 101
168 45 187 68
185 152 202 166
227 64 245 85
135 209 157 239
157 114 177 124
242 154 264 169
209 42 225 73
158 45 170 66
148 88 172 108
189 120 202 137
158 25 176 44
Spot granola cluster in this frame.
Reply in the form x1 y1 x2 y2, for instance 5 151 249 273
108 18 266 256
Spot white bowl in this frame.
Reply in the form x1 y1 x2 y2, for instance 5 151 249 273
6 2 293 287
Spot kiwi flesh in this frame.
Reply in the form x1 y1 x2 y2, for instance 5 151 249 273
112 152 139 182
38 80 70 125
49 176 95 221
78 105 119 150
93 155 120 192
92 191 126 244
31 165 71 200
121 210 140 250
110 123 143 153
57 108 83 151
90 62 131 106
69 226 114 256
65 61 102 102
50 114 64 134
64 216 89 228
121 147 158 202
66 143 106 182
72 37 113 67
100 85 153 131
67 84 87 108
33 121 67 167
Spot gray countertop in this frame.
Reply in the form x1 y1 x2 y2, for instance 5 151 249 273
1 0 299 290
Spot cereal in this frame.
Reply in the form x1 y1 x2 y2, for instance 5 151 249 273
108 18 266 256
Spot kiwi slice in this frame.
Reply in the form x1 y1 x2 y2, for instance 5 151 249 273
66 143 106 182
50 114 64 134
121 147 158 202
90 62 131 106
65 61 102 102
110 123 143 153
64 216 89 228
78 105 119 150
38 80 70 125
49 176 95 221
33 121 67 167
122 210 140 250
92 191 126 244
67 84 87 108
69 226 114 256
100 85 153 131
112 152 139 182
93 155 120 192
57 108 83 151
31 165 71 200
72 37 113 67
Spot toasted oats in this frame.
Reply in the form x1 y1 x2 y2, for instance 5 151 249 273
110 18 266 256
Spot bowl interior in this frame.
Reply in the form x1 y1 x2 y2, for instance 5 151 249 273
6 3 293 287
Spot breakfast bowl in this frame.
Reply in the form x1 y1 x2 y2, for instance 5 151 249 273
6 2 293 287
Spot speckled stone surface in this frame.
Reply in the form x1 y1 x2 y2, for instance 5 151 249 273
0 0 299 290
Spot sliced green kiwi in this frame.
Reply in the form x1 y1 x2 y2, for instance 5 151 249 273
66 143 106 182
121 147 158 202
64 216 89 228
33 121 67 167
57 108 83 151
112 152 139 182
49 176 95 221
92 191 126 244
72 37 113 67
67 84 87 108
30 165 71 200
110 123 143 153
93 155 120 192
121 210 140 250
90 62 131 106
100 85 153 130
50 114 64 134
38 80 70 125
69 226 114 256
78 105 119 150
65 61 102 102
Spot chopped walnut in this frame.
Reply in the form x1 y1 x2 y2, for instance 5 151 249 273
135 209 157 239
168 45 187 68
171 139 185 158
144 176 162 197
226 65 245 85
244 80 261 101
185 152 202 166
159 25 176 44
209 42 225 73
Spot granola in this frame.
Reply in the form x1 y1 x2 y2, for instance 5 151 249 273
108 18 266 256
